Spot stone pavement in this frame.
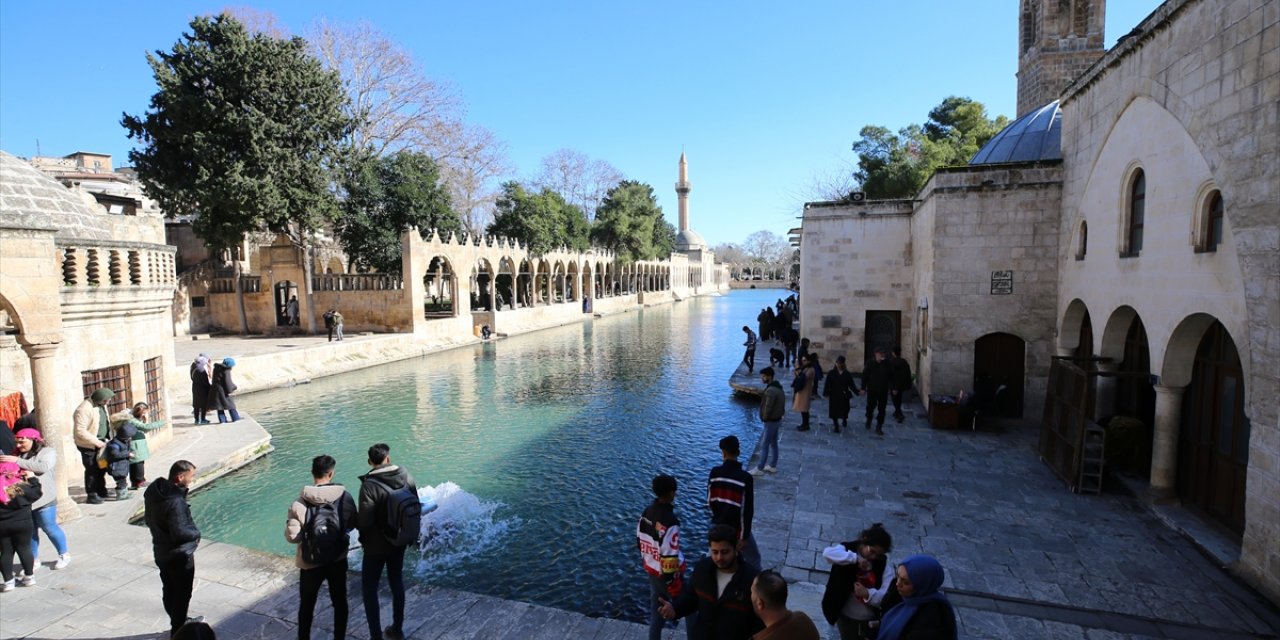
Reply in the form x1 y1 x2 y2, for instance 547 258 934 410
732 359 1280 639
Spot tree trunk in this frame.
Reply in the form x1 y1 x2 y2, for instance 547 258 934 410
233 257 249 335
303 240 318 335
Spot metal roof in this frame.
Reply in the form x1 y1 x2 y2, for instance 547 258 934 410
969 101 1062 165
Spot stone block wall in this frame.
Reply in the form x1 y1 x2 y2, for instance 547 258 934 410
915 164 1063 419
1058 0 1279 602
798 200 916 367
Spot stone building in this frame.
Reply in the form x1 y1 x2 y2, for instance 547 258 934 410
798 0 1278 602
0 151 177 515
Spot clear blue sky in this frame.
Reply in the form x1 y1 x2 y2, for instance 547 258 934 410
0 1 1161 247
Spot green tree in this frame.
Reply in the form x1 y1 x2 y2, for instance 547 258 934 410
336 151 457 273
487 182 589 254
851 96 1008 199
590 180 671 262
123 14 350 334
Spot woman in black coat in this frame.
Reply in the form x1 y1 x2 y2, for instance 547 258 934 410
0 464 42 589
824 356 861 432
207 358 240 423
190 354 212 425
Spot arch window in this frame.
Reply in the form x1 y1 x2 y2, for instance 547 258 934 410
1123 169 1145 257
1075 219 1088 261
1197 190 1224 253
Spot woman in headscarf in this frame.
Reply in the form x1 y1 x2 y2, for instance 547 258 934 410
0 427 70 571
190 354 212 425
876 554 957 640
824 356 861 433
208 358 240 423
0 460 42 590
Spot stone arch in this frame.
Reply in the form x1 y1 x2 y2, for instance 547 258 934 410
1160 312 1229 389
566 260 580 301
471 258 495 311
495 256 516 310
1059 298 1092 354
974 332 1027 418
326 257 344 275
1098 305 1140 362
536 260 552 305
582 261 594 300
422 255 456 318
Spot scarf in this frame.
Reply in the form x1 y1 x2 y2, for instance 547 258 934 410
877 555 957 640
0 461 22 505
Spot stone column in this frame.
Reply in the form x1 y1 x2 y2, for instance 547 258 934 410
1149 384 1186 500
22 341 79 519
1093 360 1119 422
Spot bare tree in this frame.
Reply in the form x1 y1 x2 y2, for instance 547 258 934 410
220 6 289 37
743 230 790 263
712 242 750 264
309 19 461 158
439 122 514 236
532 148 624 220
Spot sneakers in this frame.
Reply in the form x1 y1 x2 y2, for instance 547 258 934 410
17 573 35 587
763 466 778 474
133 480 148 489
749 467 766 477
1 579 13 592
115 487 131 501
53 553 71 570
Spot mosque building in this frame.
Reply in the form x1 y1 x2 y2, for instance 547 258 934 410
798 0 1278 602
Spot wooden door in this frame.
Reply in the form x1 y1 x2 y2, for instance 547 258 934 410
864 311 900 362
1178 322 1248 535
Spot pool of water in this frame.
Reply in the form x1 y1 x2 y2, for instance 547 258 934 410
190 289 783 622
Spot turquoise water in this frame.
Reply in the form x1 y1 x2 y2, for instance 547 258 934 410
189 289 783 621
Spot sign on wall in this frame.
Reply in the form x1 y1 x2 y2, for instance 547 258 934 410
991 270 1013 295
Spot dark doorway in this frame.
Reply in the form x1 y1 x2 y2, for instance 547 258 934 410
864 311 901 363
274 281 298 327
1178 321 1249 535
974 332 1025 418
1115 316 1155 475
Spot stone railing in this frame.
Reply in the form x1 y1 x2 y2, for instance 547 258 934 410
57 239 176 288
313 273 404 292
210 275 262 294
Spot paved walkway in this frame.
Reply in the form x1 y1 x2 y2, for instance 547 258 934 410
4 334 1278 639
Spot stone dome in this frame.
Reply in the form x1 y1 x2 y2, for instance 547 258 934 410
969 101 1062 165
0 151 111 241
675 228 707 252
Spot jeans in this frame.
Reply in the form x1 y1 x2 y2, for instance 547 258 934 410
647 573 694 640
157 555 195 634
335 325 344 341
217 409 241 423
362 546 406 640
757 421 780 469
739 533 761 570
299 559 349 640
32 504 69 560
743 347 755 371
77 446 108 498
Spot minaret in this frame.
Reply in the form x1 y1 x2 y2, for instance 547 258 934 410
674 151 706 252
1016 0 1105 116
675 151 692 233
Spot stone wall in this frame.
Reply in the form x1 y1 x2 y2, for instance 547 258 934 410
798 200 916 367
914 163 1063 418
1058 0 1279 602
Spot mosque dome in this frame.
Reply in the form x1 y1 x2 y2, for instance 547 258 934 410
969 101 1062 165
675 228 706 252
0 151 112 241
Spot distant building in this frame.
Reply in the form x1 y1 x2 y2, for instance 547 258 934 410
798 0 1278 603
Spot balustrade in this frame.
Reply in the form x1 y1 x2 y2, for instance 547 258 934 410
56 240 175 288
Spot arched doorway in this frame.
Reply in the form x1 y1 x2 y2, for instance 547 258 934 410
974 332 1025 418
422 256 455 319
1115 315 1155 474
1177 321 1248 534
273 280 298 327
864 311 900 362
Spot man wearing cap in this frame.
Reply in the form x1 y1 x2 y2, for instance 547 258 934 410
708 435 759 570
72 388 114 504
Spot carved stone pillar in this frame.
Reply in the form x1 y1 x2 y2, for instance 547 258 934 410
1149 384 1186 500
21 341 79 519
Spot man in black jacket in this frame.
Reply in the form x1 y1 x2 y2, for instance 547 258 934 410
144 460 202 638
659 524 764 640
358 443 417 640
889 346 913 423
861 348 892 436
708 436 758 569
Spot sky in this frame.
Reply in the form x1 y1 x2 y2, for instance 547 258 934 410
0 1 1162 247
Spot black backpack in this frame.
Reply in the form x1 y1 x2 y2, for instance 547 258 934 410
301 500 347 565
378 480 422 547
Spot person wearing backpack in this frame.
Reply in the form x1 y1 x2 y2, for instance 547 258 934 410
357 443 419 640
285 455 357 640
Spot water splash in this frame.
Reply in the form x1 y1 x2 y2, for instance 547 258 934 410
414 481 516 570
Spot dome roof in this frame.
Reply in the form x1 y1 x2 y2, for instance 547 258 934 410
0 151 111 241
675 228 706 251
969 101 1062 165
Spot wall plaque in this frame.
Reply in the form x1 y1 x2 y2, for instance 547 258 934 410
991 270 1013 295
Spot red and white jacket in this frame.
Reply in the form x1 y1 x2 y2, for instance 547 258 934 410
637 499 685 596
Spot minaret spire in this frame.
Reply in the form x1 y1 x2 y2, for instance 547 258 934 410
675 152 691 233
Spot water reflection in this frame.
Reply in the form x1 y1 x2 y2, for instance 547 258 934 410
190 290 778 621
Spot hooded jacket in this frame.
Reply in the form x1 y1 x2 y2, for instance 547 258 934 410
357 464 417 555
285 483 358 569
16 446 57 511
144 477 201 563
